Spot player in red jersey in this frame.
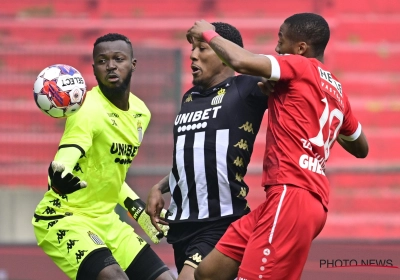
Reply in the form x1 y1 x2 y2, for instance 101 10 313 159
187 13 369 280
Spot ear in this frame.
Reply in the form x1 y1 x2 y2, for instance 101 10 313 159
297 42 308 55
131 58 137 73
92 63 95 74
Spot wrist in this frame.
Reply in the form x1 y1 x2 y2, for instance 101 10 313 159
202 30 219 44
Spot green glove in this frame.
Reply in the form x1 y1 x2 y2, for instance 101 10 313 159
124 197 169 244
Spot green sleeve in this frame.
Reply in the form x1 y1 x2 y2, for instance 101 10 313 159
118 181 140 211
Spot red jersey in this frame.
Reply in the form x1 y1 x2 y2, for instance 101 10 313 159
262 54 361 208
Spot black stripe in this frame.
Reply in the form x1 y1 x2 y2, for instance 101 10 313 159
58 144 86 158
205 130 221 217
33 213 65 222
184 133 199 219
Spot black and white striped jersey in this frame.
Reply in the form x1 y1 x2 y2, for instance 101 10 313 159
167 75 268 223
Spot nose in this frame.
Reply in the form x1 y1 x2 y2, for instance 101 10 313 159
106 61 117 70
190 48 198 61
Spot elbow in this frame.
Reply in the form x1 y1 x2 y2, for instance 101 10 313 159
355 146 369 159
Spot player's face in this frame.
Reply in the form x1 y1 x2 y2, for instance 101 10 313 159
93 40 136 92
190 38 226 89
275 23 298 55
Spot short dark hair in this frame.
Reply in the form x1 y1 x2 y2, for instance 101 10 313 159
284 13 330 57
93 33 134 58
212 22 244 48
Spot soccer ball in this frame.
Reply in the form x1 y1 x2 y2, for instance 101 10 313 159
33 64 87 118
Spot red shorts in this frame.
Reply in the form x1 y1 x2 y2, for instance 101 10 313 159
215 185 327 280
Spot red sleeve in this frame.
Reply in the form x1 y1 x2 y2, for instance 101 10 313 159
266 54 308 82
339 96 361 141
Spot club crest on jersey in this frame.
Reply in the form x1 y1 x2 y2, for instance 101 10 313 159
88 231 105 245
211 88 226 105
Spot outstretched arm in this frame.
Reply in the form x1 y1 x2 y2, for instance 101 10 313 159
187 20 273 78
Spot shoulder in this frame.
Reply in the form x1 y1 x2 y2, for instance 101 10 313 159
129 93 151 117
79 86 101 112
181 86 198 102
233 74 262 84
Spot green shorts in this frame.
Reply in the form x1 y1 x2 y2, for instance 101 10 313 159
32 211 147 280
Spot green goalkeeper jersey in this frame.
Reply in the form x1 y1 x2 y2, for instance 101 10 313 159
34 86 151 217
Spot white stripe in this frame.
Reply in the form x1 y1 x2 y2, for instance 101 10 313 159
265 55 281 81
194 132 209 219
167 171 178 220
339 122 362 141
176 135 190 220
216 129 233 216
269 185 287 244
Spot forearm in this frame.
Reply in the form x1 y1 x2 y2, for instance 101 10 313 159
154 175 170 194
338 130 369 158
118 181 140 211
54 146 82 173
207 36 271 77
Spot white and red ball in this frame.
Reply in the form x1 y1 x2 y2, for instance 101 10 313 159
33 64 87 118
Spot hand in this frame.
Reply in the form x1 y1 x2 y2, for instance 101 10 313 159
257 78 276 96
48 161 87 195
186 19 215 43
145 185 169 233
125 197 169 244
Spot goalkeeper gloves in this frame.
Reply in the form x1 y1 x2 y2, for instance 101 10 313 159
124 197 169 244
48 161 87 195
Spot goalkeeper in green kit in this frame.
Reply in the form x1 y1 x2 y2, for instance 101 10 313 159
32 33 175 280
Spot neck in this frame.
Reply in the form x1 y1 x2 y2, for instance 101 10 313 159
205 71 234 90
99 84 130 111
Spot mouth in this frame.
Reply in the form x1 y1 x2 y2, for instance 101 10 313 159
191 64 201 76
106 73 120 82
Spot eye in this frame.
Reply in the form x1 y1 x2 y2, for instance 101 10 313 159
98 59 106 64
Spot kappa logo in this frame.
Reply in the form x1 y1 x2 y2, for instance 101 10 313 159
75 249 88 264
57 230 69 244
239 121 254 134
66 239 79 253
190 253 203 263
49 198 61 208
237 187 247 198
184 94 193 103
233 156 244 167
73 163 83 173
88 231 105 245
42 206 56 215
235 173 244 182
234 139 249 151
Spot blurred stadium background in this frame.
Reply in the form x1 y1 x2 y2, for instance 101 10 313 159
0 0 399 279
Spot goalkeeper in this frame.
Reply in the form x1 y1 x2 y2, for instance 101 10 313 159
32 33 175 280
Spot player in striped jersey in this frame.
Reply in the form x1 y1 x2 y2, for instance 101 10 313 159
146 22 268 279
188 13 369 280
